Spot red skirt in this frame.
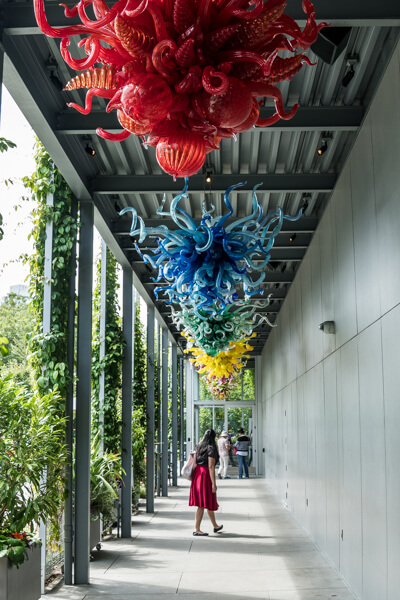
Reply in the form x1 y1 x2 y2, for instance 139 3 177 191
189 465 219 511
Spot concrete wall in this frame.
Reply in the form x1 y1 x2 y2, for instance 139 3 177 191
260 41 400 600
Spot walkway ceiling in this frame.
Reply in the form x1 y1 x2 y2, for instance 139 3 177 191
1 0 399 362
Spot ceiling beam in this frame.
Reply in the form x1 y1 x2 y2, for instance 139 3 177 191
94 174 336 195
55 106 364 135
115 216 318 234
129 247 305 261
2 1 399 33
140 271 295 284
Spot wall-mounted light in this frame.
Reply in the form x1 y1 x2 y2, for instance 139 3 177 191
342 55 358 88
319 320 336 334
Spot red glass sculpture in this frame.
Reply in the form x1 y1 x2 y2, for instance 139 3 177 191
34 0 328 177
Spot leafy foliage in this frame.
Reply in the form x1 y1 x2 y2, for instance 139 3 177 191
90 435 124 528
0 137 17 240
0 377 68 542
91 247 125 454
0 531 41 568
22 140 78 549
132 300 147 505
0 293 35 387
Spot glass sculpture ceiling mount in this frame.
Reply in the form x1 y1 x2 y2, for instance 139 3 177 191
34 0 328 178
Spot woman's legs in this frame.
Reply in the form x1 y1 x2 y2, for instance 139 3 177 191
194 507 205 533
206 509 220 529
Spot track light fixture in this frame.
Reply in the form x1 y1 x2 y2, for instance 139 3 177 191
301 193 311 213
273 283 279 289
289 233 297 243
205 166 214 184
317 133 332 157
341 55 358 88
45 57 64 91
85 143 96 157
317 140 328 156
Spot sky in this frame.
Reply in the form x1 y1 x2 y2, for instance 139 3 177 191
0 85 37 299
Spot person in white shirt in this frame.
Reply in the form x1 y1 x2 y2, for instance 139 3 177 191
217 431 231 479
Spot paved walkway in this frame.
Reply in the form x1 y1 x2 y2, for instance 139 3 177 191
45 478 356 600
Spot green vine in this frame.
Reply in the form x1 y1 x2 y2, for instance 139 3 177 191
132 300 147 504
91 246 125 454
23 140 78 401
22 140 78 548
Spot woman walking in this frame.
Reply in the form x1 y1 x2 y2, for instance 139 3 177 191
189 429 223 536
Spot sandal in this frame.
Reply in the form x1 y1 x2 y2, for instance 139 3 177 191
193 532 208 536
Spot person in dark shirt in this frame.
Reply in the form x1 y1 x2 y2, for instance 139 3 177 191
234 428 251 479
189 429 223 536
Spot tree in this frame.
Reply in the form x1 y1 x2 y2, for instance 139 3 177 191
0 293 34 387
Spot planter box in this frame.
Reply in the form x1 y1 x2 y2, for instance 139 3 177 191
0 544 41 600
90 515 101 552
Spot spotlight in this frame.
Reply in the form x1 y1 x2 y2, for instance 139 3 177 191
49 70 64 91
341 65 355 87
85 144 96 157
317 140 328 156
206 174 212 184
273 283 279 289
301 193 311 213
342 55 358 88
289 233 296 243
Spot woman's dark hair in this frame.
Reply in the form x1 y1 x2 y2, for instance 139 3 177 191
196 429 217 459
238 428 245 434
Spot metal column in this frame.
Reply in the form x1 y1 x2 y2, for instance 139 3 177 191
39 184 54 594
179 357 184 469
98 239 107 447
171 344 178 486
121 268 134 537
146 305 155 513
161 329 169 496
64 198 77 585
74 202 94 585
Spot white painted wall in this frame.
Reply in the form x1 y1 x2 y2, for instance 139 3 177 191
260 41 400 600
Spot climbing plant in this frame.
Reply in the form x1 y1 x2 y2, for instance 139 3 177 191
22 140 78 548
132 299 147 504
0 137 16 358
91 245 125 454
23 140 78 401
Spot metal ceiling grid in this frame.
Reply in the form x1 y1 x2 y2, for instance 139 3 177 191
1 0 399 359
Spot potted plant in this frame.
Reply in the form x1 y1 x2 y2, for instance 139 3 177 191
0 376 67 600
89 435 124 552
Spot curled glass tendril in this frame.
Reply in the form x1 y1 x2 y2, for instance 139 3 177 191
120 178 302 316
